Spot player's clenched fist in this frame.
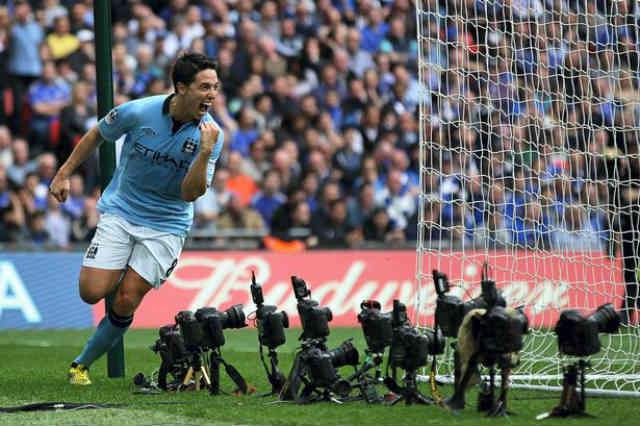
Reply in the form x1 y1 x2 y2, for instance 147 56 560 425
49 173 70 203
199 121 220 155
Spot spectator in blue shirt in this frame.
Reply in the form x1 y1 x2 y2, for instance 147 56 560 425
27 60 71 153
21 171 48 215
381 16 415 65
312 64 347 107
7 138 34 187
251 169 286 228
231 107 259 156
8 0 44 133
360 7 388 53
345 27 374 78
131 44 162 97
511 201 550 249
347 182 376 228
332 127 363 190
551 203 604 252
158 0 189 23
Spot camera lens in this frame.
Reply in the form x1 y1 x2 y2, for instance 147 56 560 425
321 307 333 322
280 310 289 328
587 303 620 334
556 303 621 357
223 304 247 329
329 340 359 368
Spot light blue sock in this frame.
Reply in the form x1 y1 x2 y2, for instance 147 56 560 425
74 312 131 368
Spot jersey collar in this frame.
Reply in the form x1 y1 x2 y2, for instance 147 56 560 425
162 93 201 127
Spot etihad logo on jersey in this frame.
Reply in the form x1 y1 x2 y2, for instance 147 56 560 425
134 142 190 170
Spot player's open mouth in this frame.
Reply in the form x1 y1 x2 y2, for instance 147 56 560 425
198 102 211 112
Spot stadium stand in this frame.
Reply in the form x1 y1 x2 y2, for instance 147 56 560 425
0 0 636 254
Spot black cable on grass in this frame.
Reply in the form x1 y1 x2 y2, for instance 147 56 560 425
0 401 188 413
0 402 128 412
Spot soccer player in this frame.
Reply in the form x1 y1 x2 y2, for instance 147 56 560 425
48 53 224 385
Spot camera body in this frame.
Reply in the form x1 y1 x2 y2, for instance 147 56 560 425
390 325 445 371
175 310 204 350
302 339 359 395
357 300 393 353
257 305 289 349
555 303 620 357
433 269 506 338
175 305 246 350
476 306 529 354
292 276 333 340
389 300 444 371
152 324 189 365
150 324 191 389
251 276 289 349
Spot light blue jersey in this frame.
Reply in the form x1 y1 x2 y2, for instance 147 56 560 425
97 94 224 237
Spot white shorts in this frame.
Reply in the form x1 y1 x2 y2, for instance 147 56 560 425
82 213 185 289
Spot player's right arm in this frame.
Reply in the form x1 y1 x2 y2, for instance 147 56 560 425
49 125 102 202
50 102 139 202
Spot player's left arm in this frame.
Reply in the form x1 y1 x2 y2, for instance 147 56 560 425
181 121 224 202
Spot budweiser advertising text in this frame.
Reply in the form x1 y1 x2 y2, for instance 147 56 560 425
92 250 622 328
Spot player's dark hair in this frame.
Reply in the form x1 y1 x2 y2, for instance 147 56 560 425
171 52 217 91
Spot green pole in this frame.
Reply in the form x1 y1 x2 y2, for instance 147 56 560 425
94 0 124 378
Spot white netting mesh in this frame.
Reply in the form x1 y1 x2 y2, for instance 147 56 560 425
415 0 640 395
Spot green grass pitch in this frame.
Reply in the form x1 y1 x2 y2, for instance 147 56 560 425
0 327 637 426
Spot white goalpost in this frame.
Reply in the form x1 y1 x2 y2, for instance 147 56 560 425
414 0 640 396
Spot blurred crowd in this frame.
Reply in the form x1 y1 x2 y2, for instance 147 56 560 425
0 0 638 251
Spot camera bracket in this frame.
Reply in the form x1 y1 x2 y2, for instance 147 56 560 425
251 271 288 397
259 346 286 397
386 369 435 406
179 350 211 392
537 360 594 420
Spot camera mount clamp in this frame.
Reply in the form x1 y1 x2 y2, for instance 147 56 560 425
537 360 594 420
259 344 286 397
477 362 513 417
179 350 211 392
385 368 435 406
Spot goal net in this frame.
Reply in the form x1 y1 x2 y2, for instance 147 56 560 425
414 0 640 396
